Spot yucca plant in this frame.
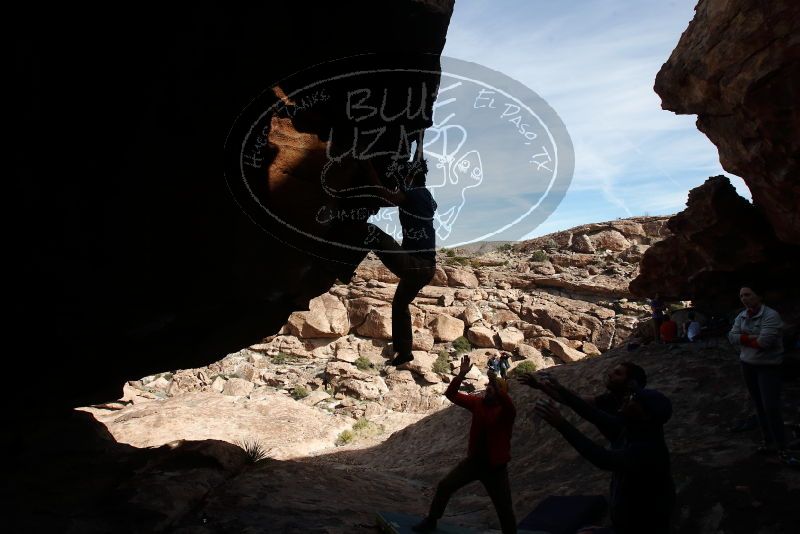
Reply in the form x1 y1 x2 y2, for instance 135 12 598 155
234 438 271 463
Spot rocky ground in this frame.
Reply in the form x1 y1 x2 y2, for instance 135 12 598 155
188 340 800 534
15 339 798 533
96 217 671 440
13 216 799 533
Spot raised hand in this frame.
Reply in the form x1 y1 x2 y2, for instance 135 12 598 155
458 354 473 377
518 372 564 402
517 372 543 389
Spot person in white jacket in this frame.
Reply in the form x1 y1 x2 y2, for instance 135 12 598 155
728 285 797 466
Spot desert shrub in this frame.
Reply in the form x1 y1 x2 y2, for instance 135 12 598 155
511 360 537 377
234 439 271 463
353 418 370 432
445 255 471 266
452 336 472 354
355 356 372 371
542 238 559 251
433 351 451 374
530 250 548 262
354 418 384 438
291 385 309 400
272 352 292 365
336 430 355 446
444 248 456 257
497 243 514 253
335 418 385 446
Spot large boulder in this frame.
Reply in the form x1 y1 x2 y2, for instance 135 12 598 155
547 338 586 363
467 326 497 348
286 293 350 339
325 361 388 401
221 378 255 397
356 308 393 340
580 341 602 357
516 343 557 370
571 234 595 254
644 0 800 325
17 0 456 410
631 177 800 319
257 335 311 359
589 230 630 252
443 266 480 288
412 329 435 351
346 297 390 330
521 301 592 340
400 351 440 384
655 0 800 246
354 258 399 284
497 328 524 351
462 301 483 325
428 314 465 342
429 266 449 287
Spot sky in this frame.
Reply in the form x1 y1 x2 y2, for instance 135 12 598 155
434 0 750 239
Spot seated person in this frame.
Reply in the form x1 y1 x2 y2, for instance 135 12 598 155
659 312 678 343
684 312 701 342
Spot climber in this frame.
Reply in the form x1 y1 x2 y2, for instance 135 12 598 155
412 355 517 533
530 374 675 534
355 157 438 366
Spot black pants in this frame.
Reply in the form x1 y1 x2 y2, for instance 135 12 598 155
363 224 435 357
741 361 785 448
428 457 517 534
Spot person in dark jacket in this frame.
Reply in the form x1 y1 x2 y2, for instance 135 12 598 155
413 355 517 533
530 375 675 534
520 362 647 442
649 293 666 342
498 352 512 379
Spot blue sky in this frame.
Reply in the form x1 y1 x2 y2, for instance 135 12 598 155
438 0 750 239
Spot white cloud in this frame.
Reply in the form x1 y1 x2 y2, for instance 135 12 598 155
435 0 747 241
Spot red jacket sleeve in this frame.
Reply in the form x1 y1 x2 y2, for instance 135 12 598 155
740 334 761 349
445 374 478 411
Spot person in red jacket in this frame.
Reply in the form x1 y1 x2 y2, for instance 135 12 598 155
659 312 678 343
413 355 517 533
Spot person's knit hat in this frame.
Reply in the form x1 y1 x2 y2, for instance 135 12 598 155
634 388 672 424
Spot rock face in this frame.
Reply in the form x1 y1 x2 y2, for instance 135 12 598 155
14 1 456 408
655 0 800 246
631 177 800 318
644 0 800 325
509 217 670 298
